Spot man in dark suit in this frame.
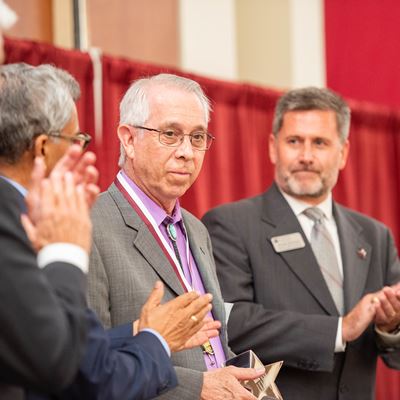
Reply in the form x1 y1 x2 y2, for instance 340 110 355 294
0 64 93 399
0 63 216 399
203 87 400 400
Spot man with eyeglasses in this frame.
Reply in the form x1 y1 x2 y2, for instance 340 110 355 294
88 73 264 400
46 131 92 150
0 64 221 400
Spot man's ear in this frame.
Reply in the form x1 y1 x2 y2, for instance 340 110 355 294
33 134 48 157
269 133 277 164
117 125 135 159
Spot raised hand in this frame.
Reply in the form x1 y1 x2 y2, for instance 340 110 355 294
373 286 400 332
342 292 380 342
138 281 214 352
183 317 221 350
49 144 99 207
22 167 92 252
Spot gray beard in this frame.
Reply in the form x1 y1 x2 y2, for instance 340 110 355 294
283 175 327 199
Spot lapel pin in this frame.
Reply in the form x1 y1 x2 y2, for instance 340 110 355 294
357 248 367 259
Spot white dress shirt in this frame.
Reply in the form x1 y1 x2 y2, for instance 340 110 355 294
280 190 346 352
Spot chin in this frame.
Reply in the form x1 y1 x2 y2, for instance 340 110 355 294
285 179 326 198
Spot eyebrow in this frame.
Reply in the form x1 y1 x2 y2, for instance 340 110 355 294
160 122 207 132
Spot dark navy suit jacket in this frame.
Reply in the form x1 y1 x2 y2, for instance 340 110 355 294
0 178 177 400
28 309 177 399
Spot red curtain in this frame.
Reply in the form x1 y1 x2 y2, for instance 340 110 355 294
325 0 400 109
5 37 400 399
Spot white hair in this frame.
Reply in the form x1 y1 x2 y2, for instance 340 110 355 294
118 73 211 167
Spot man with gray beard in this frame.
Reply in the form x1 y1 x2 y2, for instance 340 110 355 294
203 87 400 400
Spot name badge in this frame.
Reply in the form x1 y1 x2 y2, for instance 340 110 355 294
271 233 305 253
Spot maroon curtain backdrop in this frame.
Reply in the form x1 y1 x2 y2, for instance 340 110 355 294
5 37 400 399
325 0 400 109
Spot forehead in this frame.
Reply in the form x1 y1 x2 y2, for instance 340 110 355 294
146 84 207 128
281 109 339 137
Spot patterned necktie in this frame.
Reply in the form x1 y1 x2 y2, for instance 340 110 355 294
303 207 344 315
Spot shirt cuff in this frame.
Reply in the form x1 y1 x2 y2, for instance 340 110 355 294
375 325 400 346
224 302 234 322
335 317 346 352
37 243 88 274
141 328 171 357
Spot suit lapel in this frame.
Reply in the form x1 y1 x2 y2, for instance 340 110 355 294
334 204 371 312
183 214 225 320
184 212 228 353
108 183 185 297
262 184 339 316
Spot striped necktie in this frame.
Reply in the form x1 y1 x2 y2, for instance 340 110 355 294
303 207 344 315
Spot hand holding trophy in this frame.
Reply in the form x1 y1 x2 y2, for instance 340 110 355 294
225 350 284 400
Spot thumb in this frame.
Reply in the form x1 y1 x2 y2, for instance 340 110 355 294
225 366 265 381
20 214 39 250
143 281 164 311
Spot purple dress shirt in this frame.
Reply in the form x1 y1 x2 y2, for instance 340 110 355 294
122 171 226 370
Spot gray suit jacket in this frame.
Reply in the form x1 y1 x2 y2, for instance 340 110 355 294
202 183 400 400
88 183 231 400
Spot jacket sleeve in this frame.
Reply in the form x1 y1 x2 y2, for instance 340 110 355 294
0 182 87 392
56 310 178 400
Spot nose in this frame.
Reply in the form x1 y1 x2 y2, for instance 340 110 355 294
299 142 314 164
175 135 194 159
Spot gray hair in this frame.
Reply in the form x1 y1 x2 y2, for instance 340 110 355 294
118 73 211 167
0 63 80 164
272 87 351 142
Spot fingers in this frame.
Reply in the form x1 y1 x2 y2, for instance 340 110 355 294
50 144 82 177
82 157 98 185
85 183 100 208
224 365 266 381
342 293 379 342
40 179 55 217
26 157 47 223
30 157 47 190
184 292 213 317
378 287 400 318
20 214 37 248
63 172 76 210
73 151 97 183
374 287 400 331
201 318 222 338
142 281 164 313
167 290 201 310
189 302 213 329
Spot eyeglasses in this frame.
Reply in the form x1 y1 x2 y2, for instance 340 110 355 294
133 125 215 151
47 131 92 150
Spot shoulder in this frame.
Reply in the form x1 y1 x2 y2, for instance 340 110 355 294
91 186 122 223
336 203 388 228
0 178 22 208
181 208 208 234
335 203 392 237
0 178 26 231
202 192 265 222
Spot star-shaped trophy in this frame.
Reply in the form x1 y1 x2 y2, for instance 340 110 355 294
225 350 284 400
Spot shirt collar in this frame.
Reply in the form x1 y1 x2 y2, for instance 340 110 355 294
0 176 28 197
120 170 182 226
279 187 333 220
